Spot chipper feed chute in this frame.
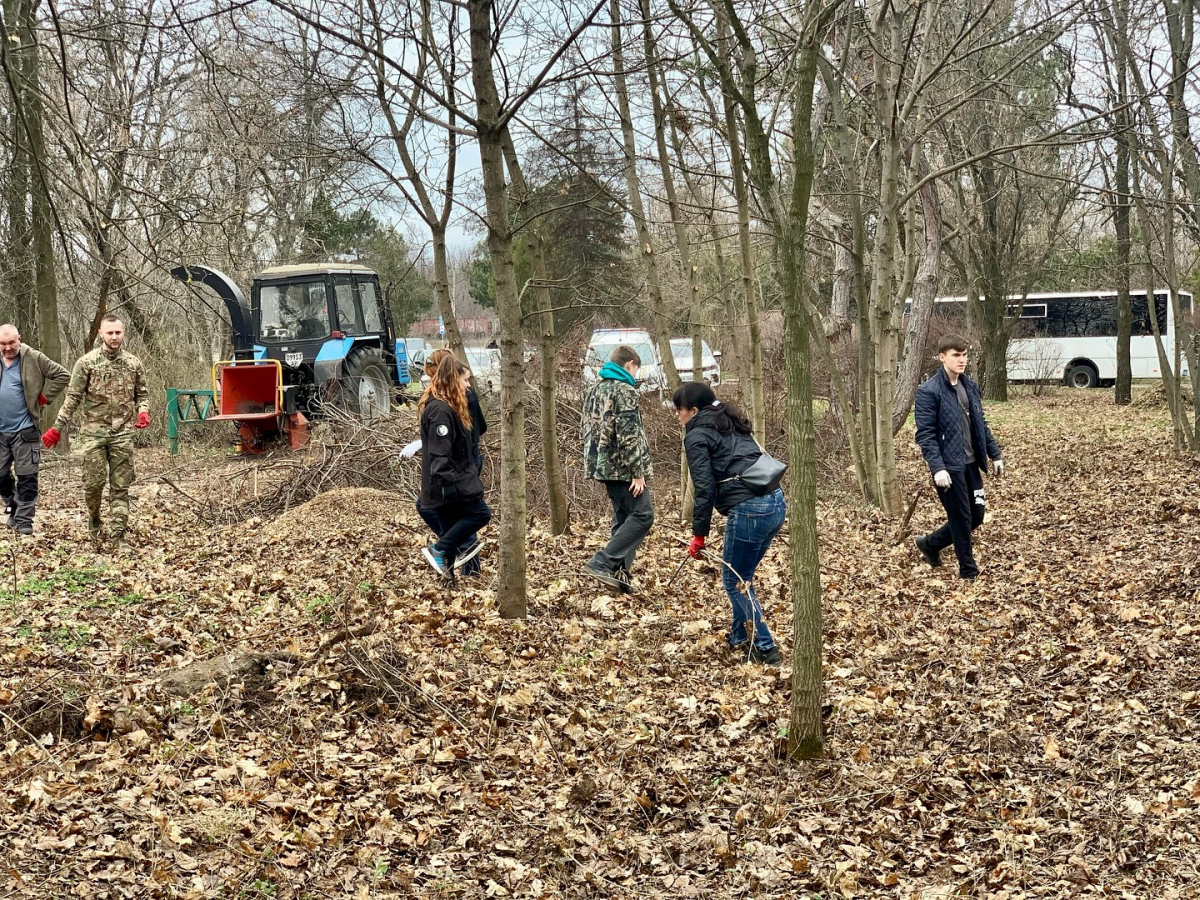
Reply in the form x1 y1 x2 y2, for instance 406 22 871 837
210 360 308 453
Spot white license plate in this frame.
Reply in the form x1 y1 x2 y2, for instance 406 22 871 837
285 352 303 367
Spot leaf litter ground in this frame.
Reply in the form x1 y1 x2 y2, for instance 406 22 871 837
1 390 1198 899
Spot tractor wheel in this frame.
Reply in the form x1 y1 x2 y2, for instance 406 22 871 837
342 347 393 420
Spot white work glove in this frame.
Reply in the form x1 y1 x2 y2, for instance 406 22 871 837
933 470 951 489
400 439 422 460
993 459 1004 478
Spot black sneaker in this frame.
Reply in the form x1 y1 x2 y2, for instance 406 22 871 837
914 535 943 568
88 517 102 539
614 568 638 595
745 645 783 667
453 538 484 570
13 523 32 536
582 563 623 591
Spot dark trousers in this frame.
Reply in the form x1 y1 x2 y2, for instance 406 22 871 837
0 426 41 527
926 467 986 577
588 480 654 573
433 498 491 560
418 502 483 574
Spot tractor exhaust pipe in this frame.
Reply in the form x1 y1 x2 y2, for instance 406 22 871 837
170 264 255 357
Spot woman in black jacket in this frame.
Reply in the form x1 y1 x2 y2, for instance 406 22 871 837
413 349 487 575
419 355 491 576
674 382 785 667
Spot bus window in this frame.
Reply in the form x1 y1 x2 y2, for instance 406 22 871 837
1130 293 1169 336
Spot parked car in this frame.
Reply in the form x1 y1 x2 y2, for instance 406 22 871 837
464 346 502 393
403 337 435 380
669 338 722 385
584 329 721 391
583 329 665 392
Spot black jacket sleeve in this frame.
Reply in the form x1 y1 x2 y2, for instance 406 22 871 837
468 389 487 438
684 429 717 537
424 406 458 485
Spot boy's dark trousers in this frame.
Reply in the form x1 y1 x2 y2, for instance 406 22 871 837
925 467 985 578
588 480 654 574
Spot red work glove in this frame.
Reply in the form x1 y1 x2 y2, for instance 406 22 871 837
688 536 706 559
41 428 61 449
136 412 150 429
37 393 47 407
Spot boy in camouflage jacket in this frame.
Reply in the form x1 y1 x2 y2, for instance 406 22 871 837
580 344 654 593
42 315 149 542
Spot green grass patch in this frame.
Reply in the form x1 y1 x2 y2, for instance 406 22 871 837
48 624 93 651
80 592 145 609
0 566 107 604
304 594 336 625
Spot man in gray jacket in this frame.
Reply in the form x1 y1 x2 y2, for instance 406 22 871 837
0 324 69 534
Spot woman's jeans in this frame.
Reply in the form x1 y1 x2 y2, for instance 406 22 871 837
722 488 786 651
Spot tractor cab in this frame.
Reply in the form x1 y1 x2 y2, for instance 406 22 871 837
171 261 411 452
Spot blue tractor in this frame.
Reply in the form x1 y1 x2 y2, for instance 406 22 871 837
171 262 412 451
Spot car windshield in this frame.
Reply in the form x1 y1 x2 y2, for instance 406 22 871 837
466 349 498 371
588 341 655 368
670 339 715 365
259 281 330 342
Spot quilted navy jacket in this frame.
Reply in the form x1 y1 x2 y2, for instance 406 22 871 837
914 368 1001 474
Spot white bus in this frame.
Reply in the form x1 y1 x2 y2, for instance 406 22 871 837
927 290 1194 388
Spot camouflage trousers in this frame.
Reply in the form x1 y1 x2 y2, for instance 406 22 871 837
78 430 135 530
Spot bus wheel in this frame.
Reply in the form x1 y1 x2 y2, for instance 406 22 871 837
1065 364 1098 389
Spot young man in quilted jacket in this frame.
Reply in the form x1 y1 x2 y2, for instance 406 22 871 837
913 334 1004 580
580 344 654 593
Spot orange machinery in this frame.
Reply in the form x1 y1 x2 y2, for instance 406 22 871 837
210 360 309 453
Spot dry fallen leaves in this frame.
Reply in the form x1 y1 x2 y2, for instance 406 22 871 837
0 390 1197 899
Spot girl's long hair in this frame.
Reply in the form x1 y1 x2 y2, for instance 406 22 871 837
424 348 452 378
672 382 753 435
419 353 472 429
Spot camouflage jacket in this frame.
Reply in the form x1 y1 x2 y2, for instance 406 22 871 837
53 347 149 435
581 377 652 481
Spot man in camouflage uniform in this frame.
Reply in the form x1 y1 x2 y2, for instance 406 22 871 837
42 315 149 542
581 344 654 593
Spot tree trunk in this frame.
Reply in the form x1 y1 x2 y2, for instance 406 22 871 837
1113 4 1132 406
780 36 823 762
498 129 569 535
19 0 58 361
609 0 680 392
668 0 825 763
2 0 35 337
431 229 467 361
894 166 942 431
868 136 902 513
468 0 526 618
721 66 765 440
981 336 1009 403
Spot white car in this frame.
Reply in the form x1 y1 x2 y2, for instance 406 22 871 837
418 347 502 392
583 329 666 392
465 347 502 393
670 338 722 385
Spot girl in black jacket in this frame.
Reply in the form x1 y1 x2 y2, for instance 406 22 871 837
674 382 785 667
414 349 487 574
419 355 491 576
